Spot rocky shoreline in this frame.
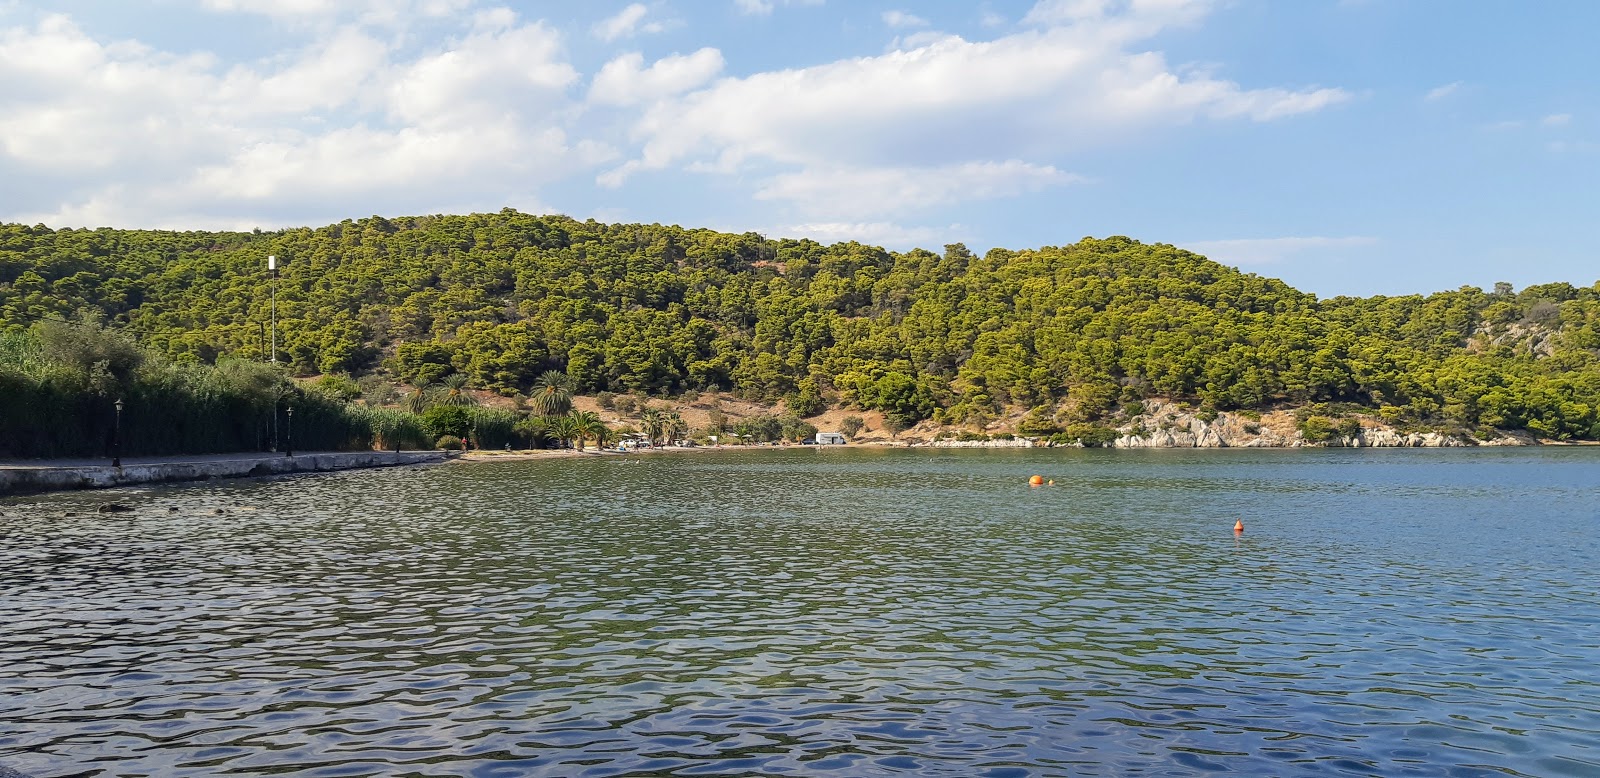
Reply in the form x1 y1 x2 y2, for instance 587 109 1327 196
918 401 1543 449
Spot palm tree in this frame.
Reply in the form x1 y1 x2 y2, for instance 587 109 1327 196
404 381 433 414
661 410 687 446
640 408 664 447
515 415 551 449
548 413 582 449
569 410 602 451
437 374 478 407
530 370 574 417
591 423 613 451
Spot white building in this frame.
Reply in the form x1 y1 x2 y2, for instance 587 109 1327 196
816 432 846 445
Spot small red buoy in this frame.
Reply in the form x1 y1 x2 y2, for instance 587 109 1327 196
1029 475 1044 486
1234 519 1244 533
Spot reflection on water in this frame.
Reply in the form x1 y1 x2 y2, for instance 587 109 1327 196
3 448 1599 776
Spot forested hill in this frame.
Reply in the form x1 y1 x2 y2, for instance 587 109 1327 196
3 210 1599 440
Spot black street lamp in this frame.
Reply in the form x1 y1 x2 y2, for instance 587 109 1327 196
285 406 294 458
113 397 124 468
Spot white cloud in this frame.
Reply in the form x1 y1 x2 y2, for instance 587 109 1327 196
1183 236 1377 266
388 20 577 126
0 9 596 229
755 161 1079 217
593 3 665 41
607 0 1348 216
199 0 473 26
734 0 823 16
589 48 725 106
882 10 929 28
1541 113 1571 127
1 0 1352 236
1546 140 1598 154
1023 0 1209 29
1423 81 1462 102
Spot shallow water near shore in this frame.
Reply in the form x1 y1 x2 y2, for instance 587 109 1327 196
3 447 1599 777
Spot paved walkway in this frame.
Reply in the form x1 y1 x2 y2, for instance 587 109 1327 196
0 451 357 470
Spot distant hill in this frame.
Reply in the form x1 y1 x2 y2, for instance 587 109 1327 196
3 210 1598 440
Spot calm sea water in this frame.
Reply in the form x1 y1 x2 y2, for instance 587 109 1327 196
3 448 1599 777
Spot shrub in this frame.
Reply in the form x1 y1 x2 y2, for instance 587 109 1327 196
1017 406 1059 436
468 408 520 450
365 407 429 452
514 416 551 448
780 413 818 442
1062 423 1118 447
1298 415 1341 442
840 415 865 438
357 374 398 406
734 413 783 443
596 391 616 410
314 373 362 402
435 434 463 450
420 404 471 440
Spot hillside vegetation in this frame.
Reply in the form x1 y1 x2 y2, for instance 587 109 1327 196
3 210 1599 454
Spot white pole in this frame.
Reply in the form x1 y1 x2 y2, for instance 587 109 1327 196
267 255 278 364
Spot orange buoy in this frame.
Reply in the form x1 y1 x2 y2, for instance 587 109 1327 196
1234 519 1244 533
1029 475 1044 486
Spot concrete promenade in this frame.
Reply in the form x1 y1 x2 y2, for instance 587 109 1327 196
0 450 451 497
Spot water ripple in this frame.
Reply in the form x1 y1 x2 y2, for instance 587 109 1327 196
3 448 1599 776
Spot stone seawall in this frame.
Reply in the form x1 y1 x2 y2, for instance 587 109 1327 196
0 451 451 497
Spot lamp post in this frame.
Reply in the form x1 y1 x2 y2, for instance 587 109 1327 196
112 398 124 468
267 254 278 364
285 406 294 458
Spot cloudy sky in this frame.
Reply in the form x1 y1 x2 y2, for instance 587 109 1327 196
1 1 1596 296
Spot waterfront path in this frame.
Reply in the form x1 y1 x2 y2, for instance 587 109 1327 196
0 450 450 497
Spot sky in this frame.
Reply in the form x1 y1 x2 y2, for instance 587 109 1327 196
0 0 1596 298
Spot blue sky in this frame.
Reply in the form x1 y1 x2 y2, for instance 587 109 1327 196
0 1 1595 297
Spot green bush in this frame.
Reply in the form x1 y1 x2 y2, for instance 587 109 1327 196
435 434 463 450
840 415 865 438
734 413 783 443
514 416 552 448
420 405 470 440
0 324 372 458
780 413 818 442
1298 415 1341 442
468 408 520 449
314 373 362 402
365 407 429 452
1063 423 1118 447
